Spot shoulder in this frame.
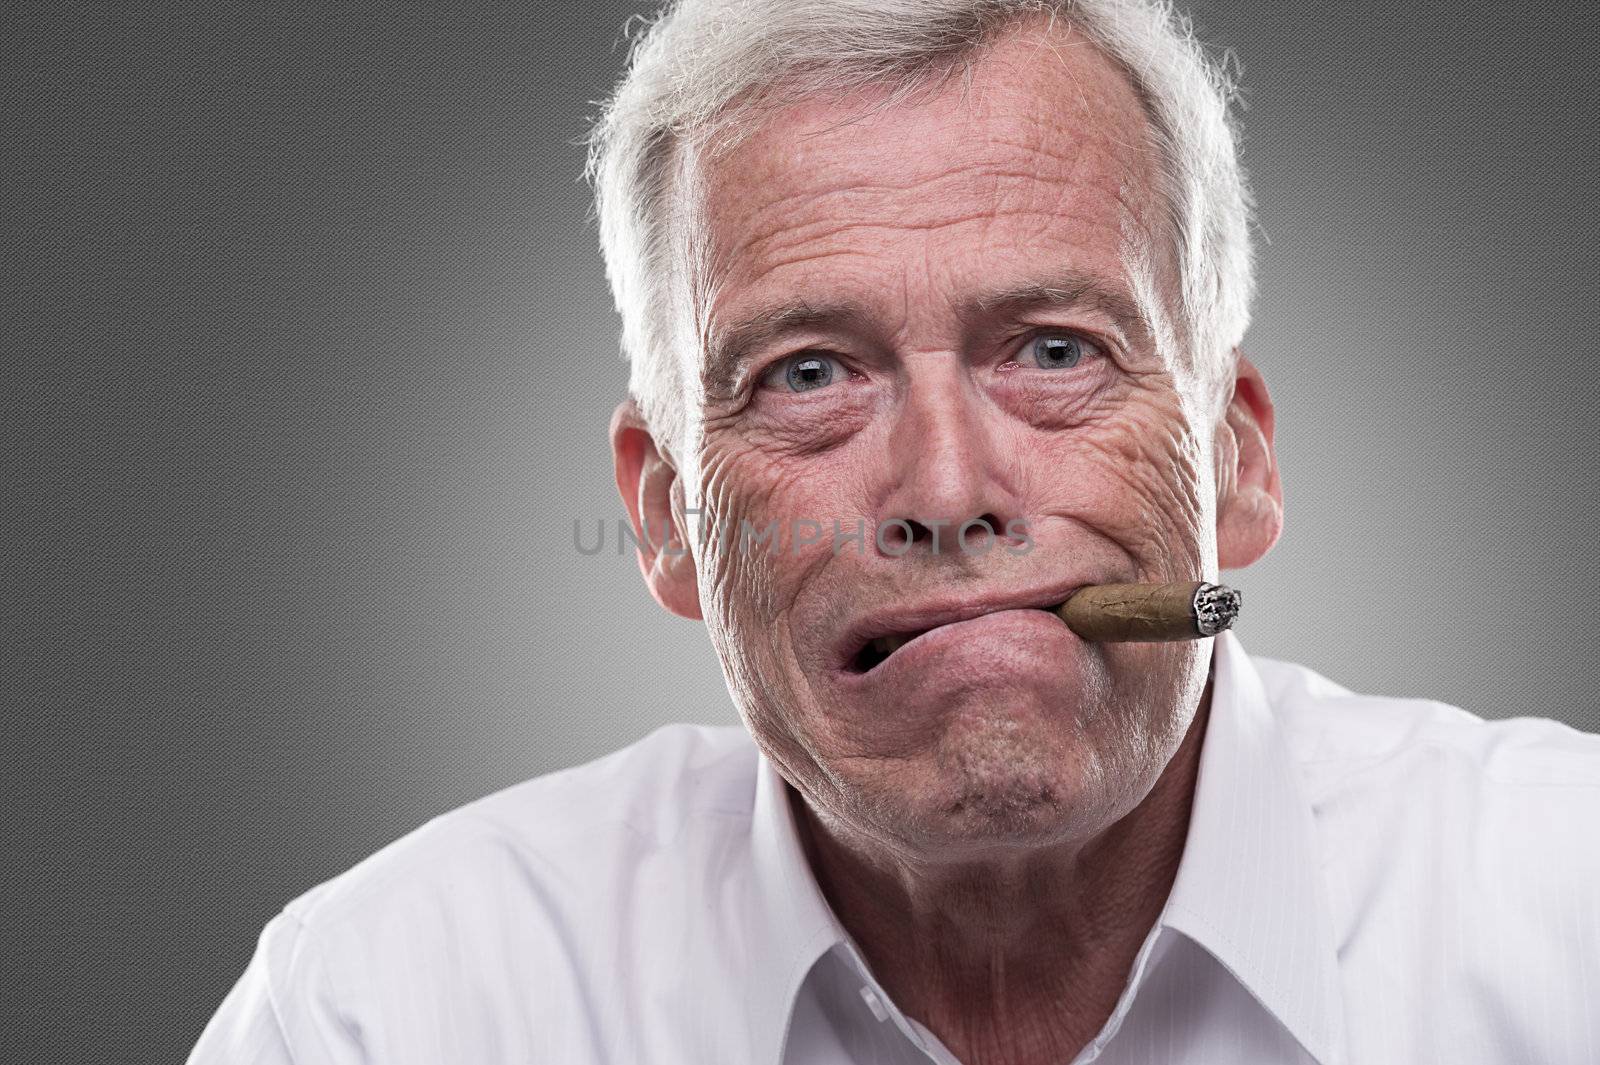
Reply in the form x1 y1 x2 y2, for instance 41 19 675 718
1246 656 1600 1060
1250 651 1600 797
192 723 762 1063
1250 653 1600 988
286 721 759 932
1252 651 1600 898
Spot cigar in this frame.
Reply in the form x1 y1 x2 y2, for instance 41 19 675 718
1054 581 1241 642
863 580 1242 662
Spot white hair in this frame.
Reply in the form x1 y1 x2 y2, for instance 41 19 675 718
587 0 1254 453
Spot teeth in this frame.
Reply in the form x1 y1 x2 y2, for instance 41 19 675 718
870 634 910 657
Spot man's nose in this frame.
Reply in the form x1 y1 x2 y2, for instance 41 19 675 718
875 358 1026 557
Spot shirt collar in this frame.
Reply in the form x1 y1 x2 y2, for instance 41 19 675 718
1158 628 1347 1065
744 628 1347 1065
746 745 853 1065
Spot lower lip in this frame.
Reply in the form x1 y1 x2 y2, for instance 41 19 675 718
837 608 1081 686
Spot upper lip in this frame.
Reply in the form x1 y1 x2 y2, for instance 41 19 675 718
833 577 1102 670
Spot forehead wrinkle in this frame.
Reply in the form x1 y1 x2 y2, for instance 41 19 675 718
728 177 1135 291
714 83 1139 226
731 148 1116 248
715 132 1144 286
744 202 1093 272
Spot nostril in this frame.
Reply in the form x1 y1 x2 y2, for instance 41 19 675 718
877 514 1007 556
967 513 1000 540
878 519 919 551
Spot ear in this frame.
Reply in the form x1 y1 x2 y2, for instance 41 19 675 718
610 399 702 619
1214 351 1284 570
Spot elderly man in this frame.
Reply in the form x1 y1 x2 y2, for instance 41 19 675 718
191 1 1600 1063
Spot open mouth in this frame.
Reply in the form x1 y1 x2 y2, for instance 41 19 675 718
846 629 927 674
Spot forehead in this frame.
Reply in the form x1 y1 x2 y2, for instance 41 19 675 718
693 23 1167 364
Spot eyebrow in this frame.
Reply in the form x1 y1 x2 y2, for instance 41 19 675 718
701 270 1154 399
973 272 1155 348
703 300 873 400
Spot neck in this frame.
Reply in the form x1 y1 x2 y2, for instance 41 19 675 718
790 679 1212 1065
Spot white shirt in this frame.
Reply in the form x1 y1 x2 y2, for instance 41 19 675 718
188 630 1600 1064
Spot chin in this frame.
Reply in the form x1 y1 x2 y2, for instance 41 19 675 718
904 705 1108 853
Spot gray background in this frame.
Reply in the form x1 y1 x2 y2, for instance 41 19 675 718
5 1 1598 1061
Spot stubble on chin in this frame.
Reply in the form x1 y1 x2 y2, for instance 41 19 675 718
836 701 1104 855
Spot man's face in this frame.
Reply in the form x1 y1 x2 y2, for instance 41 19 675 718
659 27 1260 859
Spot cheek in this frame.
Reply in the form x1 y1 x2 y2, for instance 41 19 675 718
695 441 847 766
696 445 784 626
736 382 878 457
989 359 1122 432
700 381 883 519
1111 411 1207 531
701 383 894 545
694 433 862 631
1024 389 1212 569
1093 639 1207 795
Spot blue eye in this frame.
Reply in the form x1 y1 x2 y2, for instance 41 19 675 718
1025 334 1087 369
763 353 841 393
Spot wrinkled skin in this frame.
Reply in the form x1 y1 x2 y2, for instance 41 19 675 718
612 21 1282 1065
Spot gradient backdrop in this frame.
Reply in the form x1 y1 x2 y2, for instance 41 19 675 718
5 2 1599 1061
